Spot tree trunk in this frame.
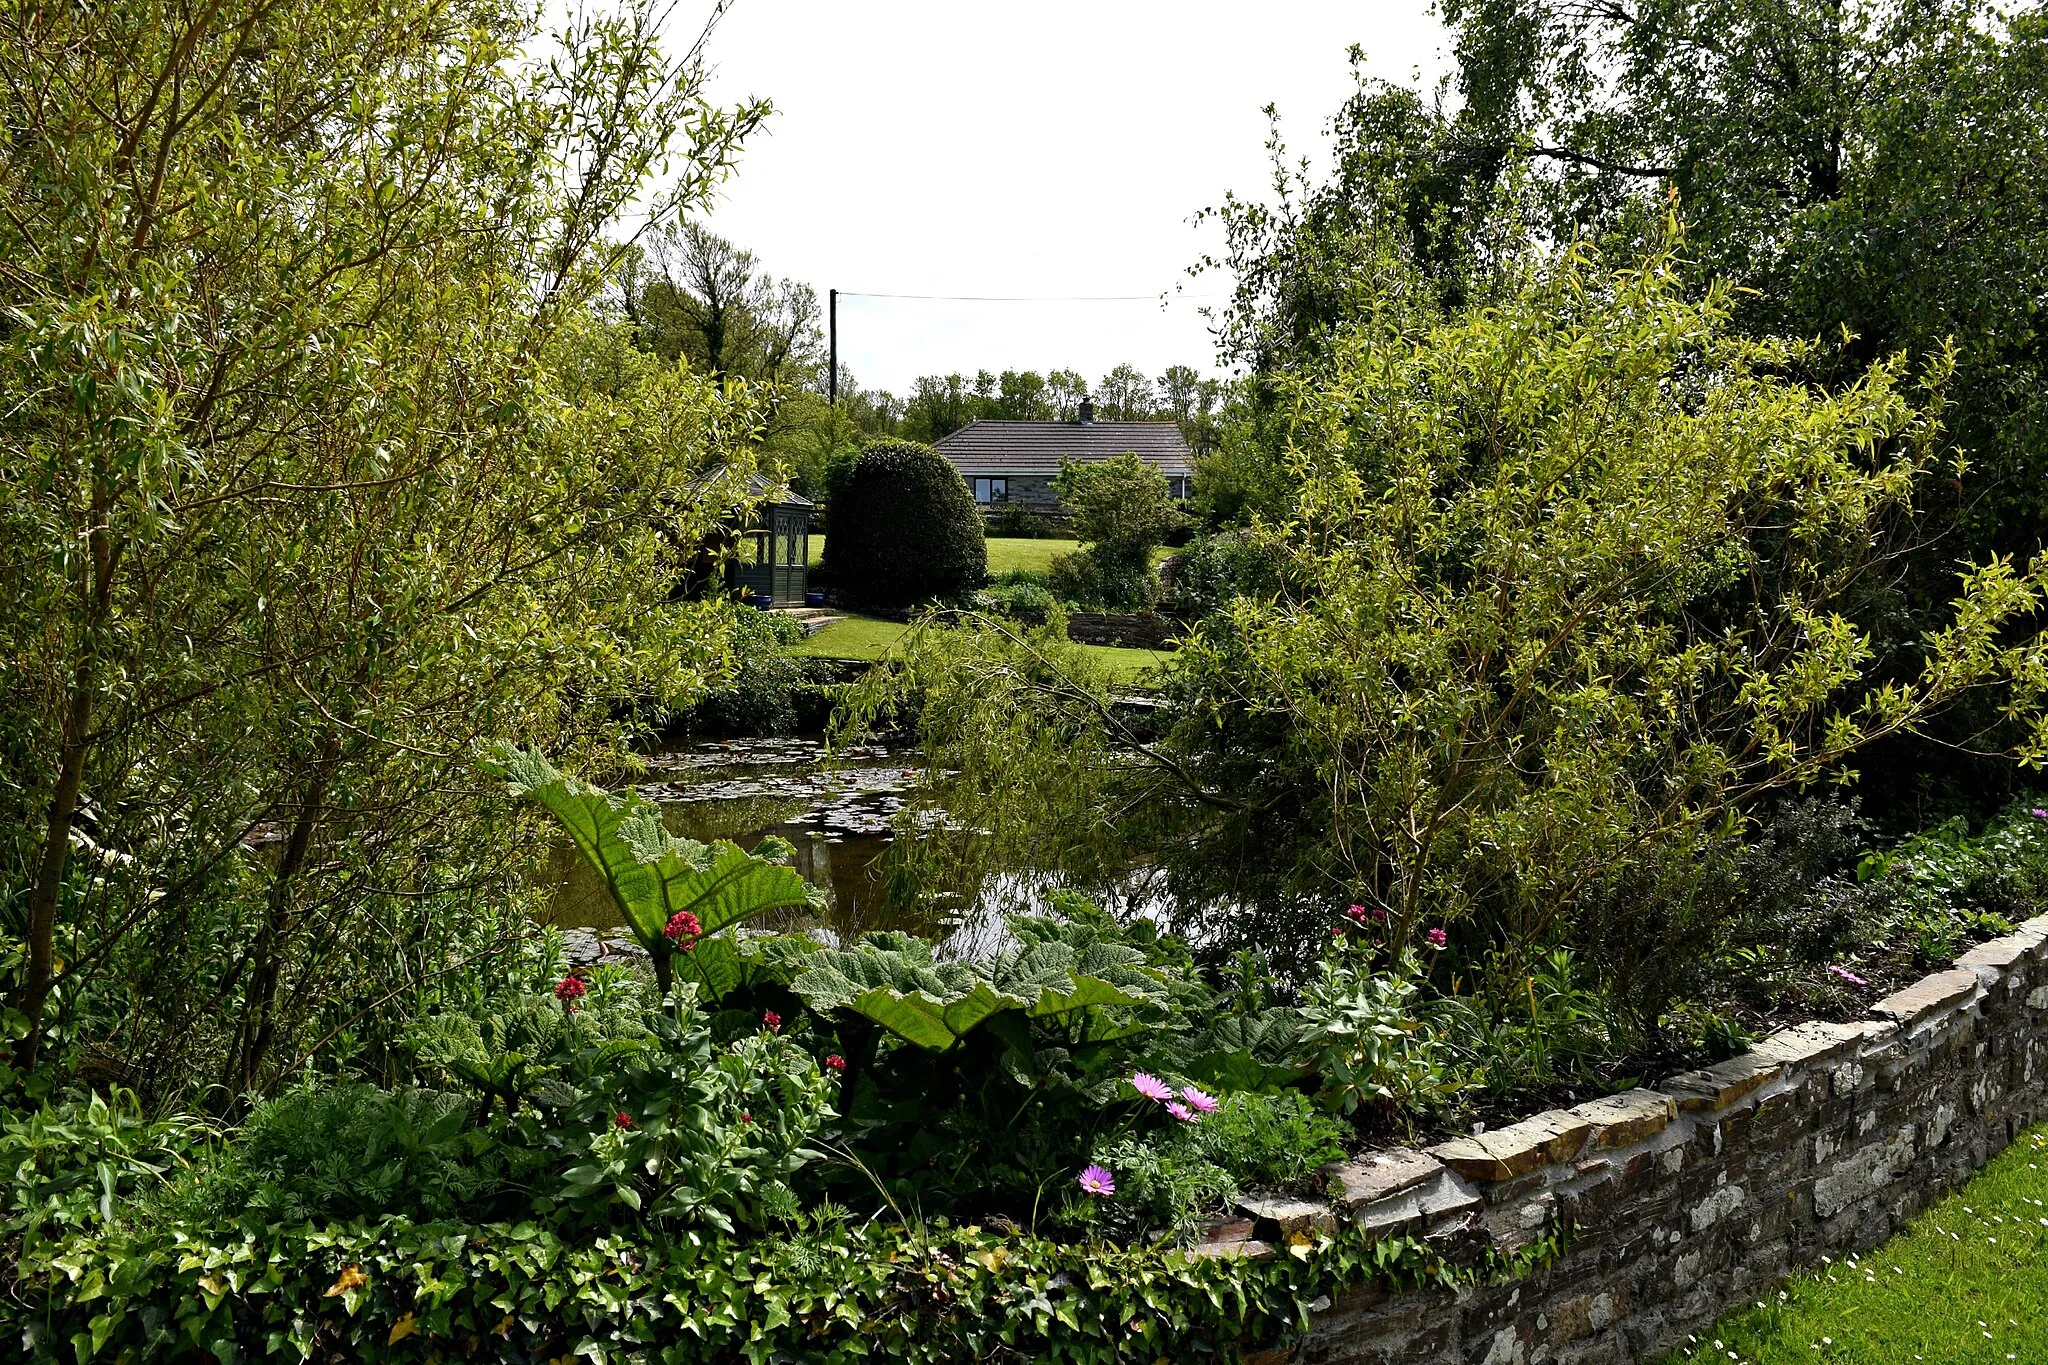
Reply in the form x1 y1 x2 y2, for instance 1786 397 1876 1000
10 684 93 1072
229 753 333 1094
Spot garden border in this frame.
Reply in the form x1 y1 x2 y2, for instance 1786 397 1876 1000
1214 913 2048 1364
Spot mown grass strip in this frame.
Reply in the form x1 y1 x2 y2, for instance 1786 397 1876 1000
1667 1126 2048 1365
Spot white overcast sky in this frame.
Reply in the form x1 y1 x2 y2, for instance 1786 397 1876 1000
682 1 1451 396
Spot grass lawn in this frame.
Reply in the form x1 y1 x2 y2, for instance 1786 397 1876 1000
790 612 1171 683
1666 1125 2048 1365
805 537 1171 575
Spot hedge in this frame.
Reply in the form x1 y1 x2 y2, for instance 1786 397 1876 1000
5 1216 1525 1364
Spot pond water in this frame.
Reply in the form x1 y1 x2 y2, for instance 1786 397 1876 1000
545 735 1019 961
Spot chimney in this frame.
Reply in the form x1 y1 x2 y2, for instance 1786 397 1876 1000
1077 397 1094 425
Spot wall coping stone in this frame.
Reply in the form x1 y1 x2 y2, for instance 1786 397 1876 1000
1663 1053 1781 1112
1870 966 1980 1029
1565 1088 1676 1148
1323 1148 1444 1208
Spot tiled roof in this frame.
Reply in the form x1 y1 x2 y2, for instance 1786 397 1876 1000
934 420 1194 477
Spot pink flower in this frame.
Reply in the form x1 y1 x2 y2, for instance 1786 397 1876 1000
1827 964 1871 988
1425 928 1448 949
663 911 702 943
762 1010 782 1033
1166 1101 1197 1123
825 1054 846 1072
1129 1072 1174 1102
614 1112 633 1129
2032 808 2048 819
1180 1085 1219 1114
1078 1164 1116 1196
1345 904 1369 923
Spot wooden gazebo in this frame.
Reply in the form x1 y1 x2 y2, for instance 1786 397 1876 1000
726 477 814 607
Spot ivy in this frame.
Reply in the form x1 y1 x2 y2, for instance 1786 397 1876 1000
9 1213 1529 1364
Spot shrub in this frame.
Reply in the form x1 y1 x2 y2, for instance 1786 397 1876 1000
678 605 827 736
181 1084 522 1224
1047 547 1155 610
970 574 1059 621
1050 453 1185 609
987 498 1046 538
1083 1091 1349 1244
1164 530 1286 618
822 440 987 606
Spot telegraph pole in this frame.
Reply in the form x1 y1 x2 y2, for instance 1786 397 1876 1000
828 288 837 406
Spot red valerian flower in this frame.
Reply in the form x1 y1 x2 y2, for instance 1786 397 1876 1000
739 1111 753 1124
1425 928 1448 949
663 911 702 943
762 1010 782 1033
614 1112 633 1129
824 1054 847 1072
554 975 587 1010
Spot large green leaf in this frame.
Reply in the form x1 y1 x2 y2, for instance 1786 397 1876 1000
485 744 824 986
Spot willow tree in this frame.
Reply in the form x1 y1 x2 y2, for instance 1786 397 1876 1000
0 0 768 1085
852 238 2048 1019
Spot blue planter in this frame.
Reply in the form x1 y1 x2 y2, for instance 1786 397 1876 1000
750 593 772 610
805 592 826 607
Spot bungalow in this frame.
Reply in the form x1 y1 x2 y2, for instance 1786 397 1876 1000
933 399 1193 517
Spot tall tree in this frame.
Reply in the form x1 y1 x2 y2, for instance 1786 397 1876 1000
1093 364 1158 421
0 0 765 1081
1441 0 2048 565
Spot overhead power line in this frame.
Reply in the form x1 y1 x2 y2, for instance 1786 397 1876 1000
834 290 1221 302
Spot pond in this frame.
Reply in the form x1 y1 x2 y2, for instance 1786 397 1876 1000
545 735 1023 963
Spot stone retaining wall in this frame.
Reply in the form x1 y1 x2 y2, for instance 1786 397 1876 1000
1063 610 1181 650
1219 914 2048 1365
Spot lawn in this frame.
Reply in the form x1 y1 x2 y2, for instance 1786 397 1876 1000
1666 1125 2048 1365
791 612 1171 682
805 537 1170 574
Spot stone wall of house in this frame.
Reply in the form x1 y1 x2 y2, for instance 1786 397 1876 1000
1208 915 2048 1365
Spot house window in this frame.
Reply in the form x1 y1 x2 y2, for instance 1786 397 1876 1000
1168 476 1191 500
972 477 1008 505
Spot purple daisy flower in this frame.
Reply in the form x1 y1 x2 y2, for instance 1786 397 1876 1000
1827 964 1871 988
1129 1072 1174 1102
1166 1101 1197 1123
1078 1164 1115 1196
1180 1085 1219 1114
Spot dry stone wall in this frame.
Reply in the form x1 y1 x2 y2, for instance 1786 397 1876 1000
1219 914 2048 1365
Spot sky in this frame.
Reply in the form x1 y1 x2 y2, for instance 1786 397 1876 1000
683 1 1451 396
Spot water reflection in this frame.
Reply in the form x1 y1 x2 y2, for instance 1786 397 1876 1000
544 736 1016 958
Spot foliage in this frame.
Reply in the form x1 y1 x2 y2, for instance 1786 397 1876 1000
0 0 769 1097
988 498 1051 538
1164 531 1288 619
1438 1 2048 767
970 574 1059 622
1425 949 1637 1100
822 441 988 606
484 744 824 994
846 242 2048 1035
1084 1092 1350 1244
1050 453 1186 609
1297 944 1449 1115
676 605 832 737
1668 1125 2048 1365
178 1084 523 1225
0 1090 213 1265
1 1204 1496 1365
1849 804 2048 967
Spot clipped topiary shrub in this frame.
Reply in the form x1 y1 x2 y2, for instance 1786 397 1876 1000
822 440 986 606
